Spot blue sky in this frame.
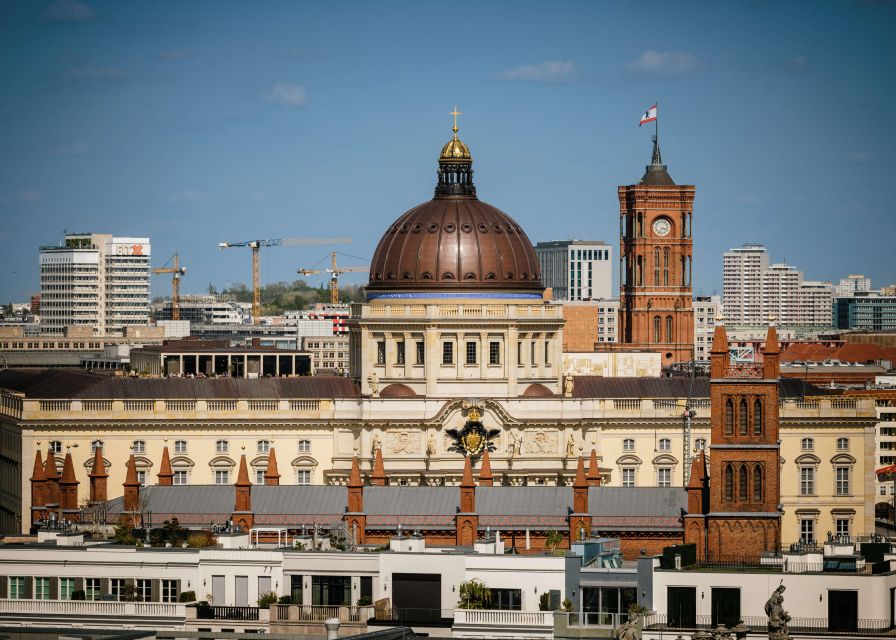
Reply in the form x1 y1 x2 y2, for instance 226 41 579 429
1 0 894 302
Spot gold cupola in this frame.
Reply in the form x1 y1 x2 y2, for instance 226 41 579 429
435 106 476 198
439 106 472 163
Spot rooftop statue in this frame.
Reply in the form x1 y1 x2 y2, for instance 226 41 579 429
765 583 791 640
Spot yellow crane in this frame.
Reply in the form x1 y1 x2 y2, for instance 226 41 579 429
219 237 352 323
298 251 370 304
152 253 187 320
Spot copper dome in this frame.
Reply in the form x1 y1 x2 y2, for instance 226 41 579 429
367 124 543 296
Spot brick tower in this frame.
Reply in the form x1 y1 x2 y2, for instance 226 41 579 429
618 135 695 365
691 323 781 560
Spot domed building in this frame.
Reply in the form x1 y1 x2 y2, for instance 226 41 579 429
350 120 565 398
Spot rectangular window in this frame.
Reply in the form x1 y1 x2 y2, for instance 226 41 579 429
376 341 385 365
396 341 405 365
296 469 311 485
137 579 152 601
215 470 230 485
85 578 101 601
466 341 477 365
800 467 815 495
442 342 454 365
531 341 536 364
216 440 229 453
111 578 125 600
622 468 635 487
136 470 146 486
60 577 75 600
173 470 188 485
836 467 850 495
9 577 25 599
311 576 351 606
657 468 671 487
800 518 815 544
34 577 50 600
174 441 187 454
415 341 425 365
835 518 850 537
517 341 523 364
162 579 178 603
544 341 550 366
489 341 500 365
490 588 522 611
255 469 266 485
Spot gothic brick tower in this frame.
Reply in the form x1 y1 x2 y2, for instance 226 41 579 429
345 456 366 545
701 324 782 559
456 455 478 546
618 136 695 365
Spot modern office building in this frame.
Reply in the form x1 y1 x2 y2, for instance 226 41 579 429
835 292 896 331
722 243 769 325
39 233 151 335
301 335 350 373
534 240 612 301
835 274 873 296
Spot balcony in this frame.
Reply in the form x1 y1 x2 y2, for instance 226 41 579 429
185 604 269 631
269 604 374 634
454 609 555 638
554 611 628 639
644 613 892 637
0 598 185 629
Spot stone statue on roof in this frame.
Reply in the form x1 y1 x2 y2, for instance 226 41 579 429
765 583 791 640
614 612 640 640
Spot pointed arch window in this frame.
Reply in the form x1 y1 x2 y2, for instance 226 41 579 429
753 464 763 501
663 247 670 286
637 255 644 286
653 316 661 343
739 398 748 435
753 398 763 435
724 398 734 435
724 465 734 501
681 256 687 286
654 248 661 285
665 316 673 343
738 464 749 500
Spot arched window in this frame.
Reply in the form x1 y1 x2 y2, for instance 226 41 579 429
663 247 670 286
753 464 763 501
623 438 635 451
637 255 644 286
738 464 749 500
724 398 734 435
739 399 748 435
658 438 671 451
665 316 673 343
681 256 687 286
653 316 661 343
132 440 145 454
724 465 734 501
257 440 271 454
174 440 187 454
753 398 763 435
637 213 643 237
654 248 660 285
298 439 311 453
215 440 229 454
801 437 814 451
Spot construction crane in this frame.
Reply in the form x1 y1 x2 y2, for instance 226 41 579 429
219 237 352 323
152 253 187 320
298 251 370 304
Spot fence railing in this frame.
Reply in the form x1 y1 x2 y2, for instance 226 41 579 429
454 609 553 627
195 605 259 620
271 604 375 623
645 613 893 635
0 598 185 619
562 611 624 628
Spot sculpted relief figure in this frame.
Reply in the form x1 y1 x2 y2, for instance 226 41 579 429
566 434 576 457
563 372 574 397
426 432 437 457
371 433 382 455
368 372 379 397
614 613 640 640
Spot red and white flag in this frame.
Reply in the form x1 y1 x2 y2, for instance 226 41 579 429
639 104 657 126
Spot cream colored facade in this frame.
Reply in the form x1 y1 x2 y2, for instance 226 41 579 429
0 382 875 544
561 351 661 378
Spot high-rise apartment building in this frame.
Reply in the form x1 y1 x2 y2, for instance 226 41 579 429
533 240 612 301
39 233 151 335
693 295 721 363
722 245 832 327
722 244 769 324
835 274 872 296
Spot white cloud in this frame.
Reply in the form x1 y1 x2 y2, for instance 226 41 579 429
17 191 42 203
50 140 88 156
498 60 576 83
789 56 810 73
68 66 128 79
267 83 308 106
43 0 93 22
168 190 212 204
627 50 701 75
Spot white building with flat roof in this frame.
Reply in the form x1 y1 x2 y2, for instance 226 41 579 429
39 233 150 335
722 243 768 324
534 240 612 301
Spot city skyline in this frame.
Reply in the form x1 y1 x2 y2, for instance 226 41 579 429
1 0 895 302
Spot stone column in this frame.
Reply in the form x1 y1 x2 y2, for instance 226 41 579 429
479 332 488 380
425 326 438 396
383 332 393 380
507 326 518 396
403 332 413 379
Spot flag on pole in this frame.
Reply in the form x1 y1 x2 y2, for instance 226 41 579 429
639 104 657 126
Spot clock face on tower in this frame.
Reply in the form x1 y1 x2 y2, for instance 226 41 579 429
652 218 671 237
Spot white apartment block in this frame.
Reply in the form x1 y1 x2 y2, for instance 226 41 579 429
799 280 834 326
597 299 619 343
835 274 873 296
301 334 349 373
761 263 802 324
39 233 150 335
722 243 768 324
534 240 612 301
693 295 720 363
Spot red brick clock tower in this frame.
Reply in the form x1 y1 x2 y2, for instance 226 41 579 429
618 137 695 365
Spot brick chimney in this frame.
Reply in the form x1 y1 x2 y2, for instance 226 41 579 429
232 454 254 530
763 324 780 379
30 450 46 526
43 450 60 507
157 446 173 486
586 448 601 487
123 454 141 513
58 452 80 513
88 445 108 504
478 449 494 486
683 450 709 559
264 447 281 486
370 447 387 486
344 455 366 545
710 323 729 379
456 455 478 546
569 455 591 543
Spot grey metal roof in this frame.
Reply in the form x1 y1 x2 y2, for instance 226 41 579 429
252 485 347 515
588 487 686 517
477 486 570 516
573 376 833 399
141 485 235 514
364 486 458 515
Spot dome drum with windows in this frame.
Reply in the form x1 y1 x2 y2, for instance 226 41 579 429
368 109 543 297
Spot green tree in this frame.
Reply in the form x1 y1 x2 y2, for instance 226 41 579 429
545 530 563 553
457 578 492 610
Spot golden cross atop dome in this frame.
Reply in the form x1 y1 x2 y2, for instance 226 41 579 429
450 105 462 135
